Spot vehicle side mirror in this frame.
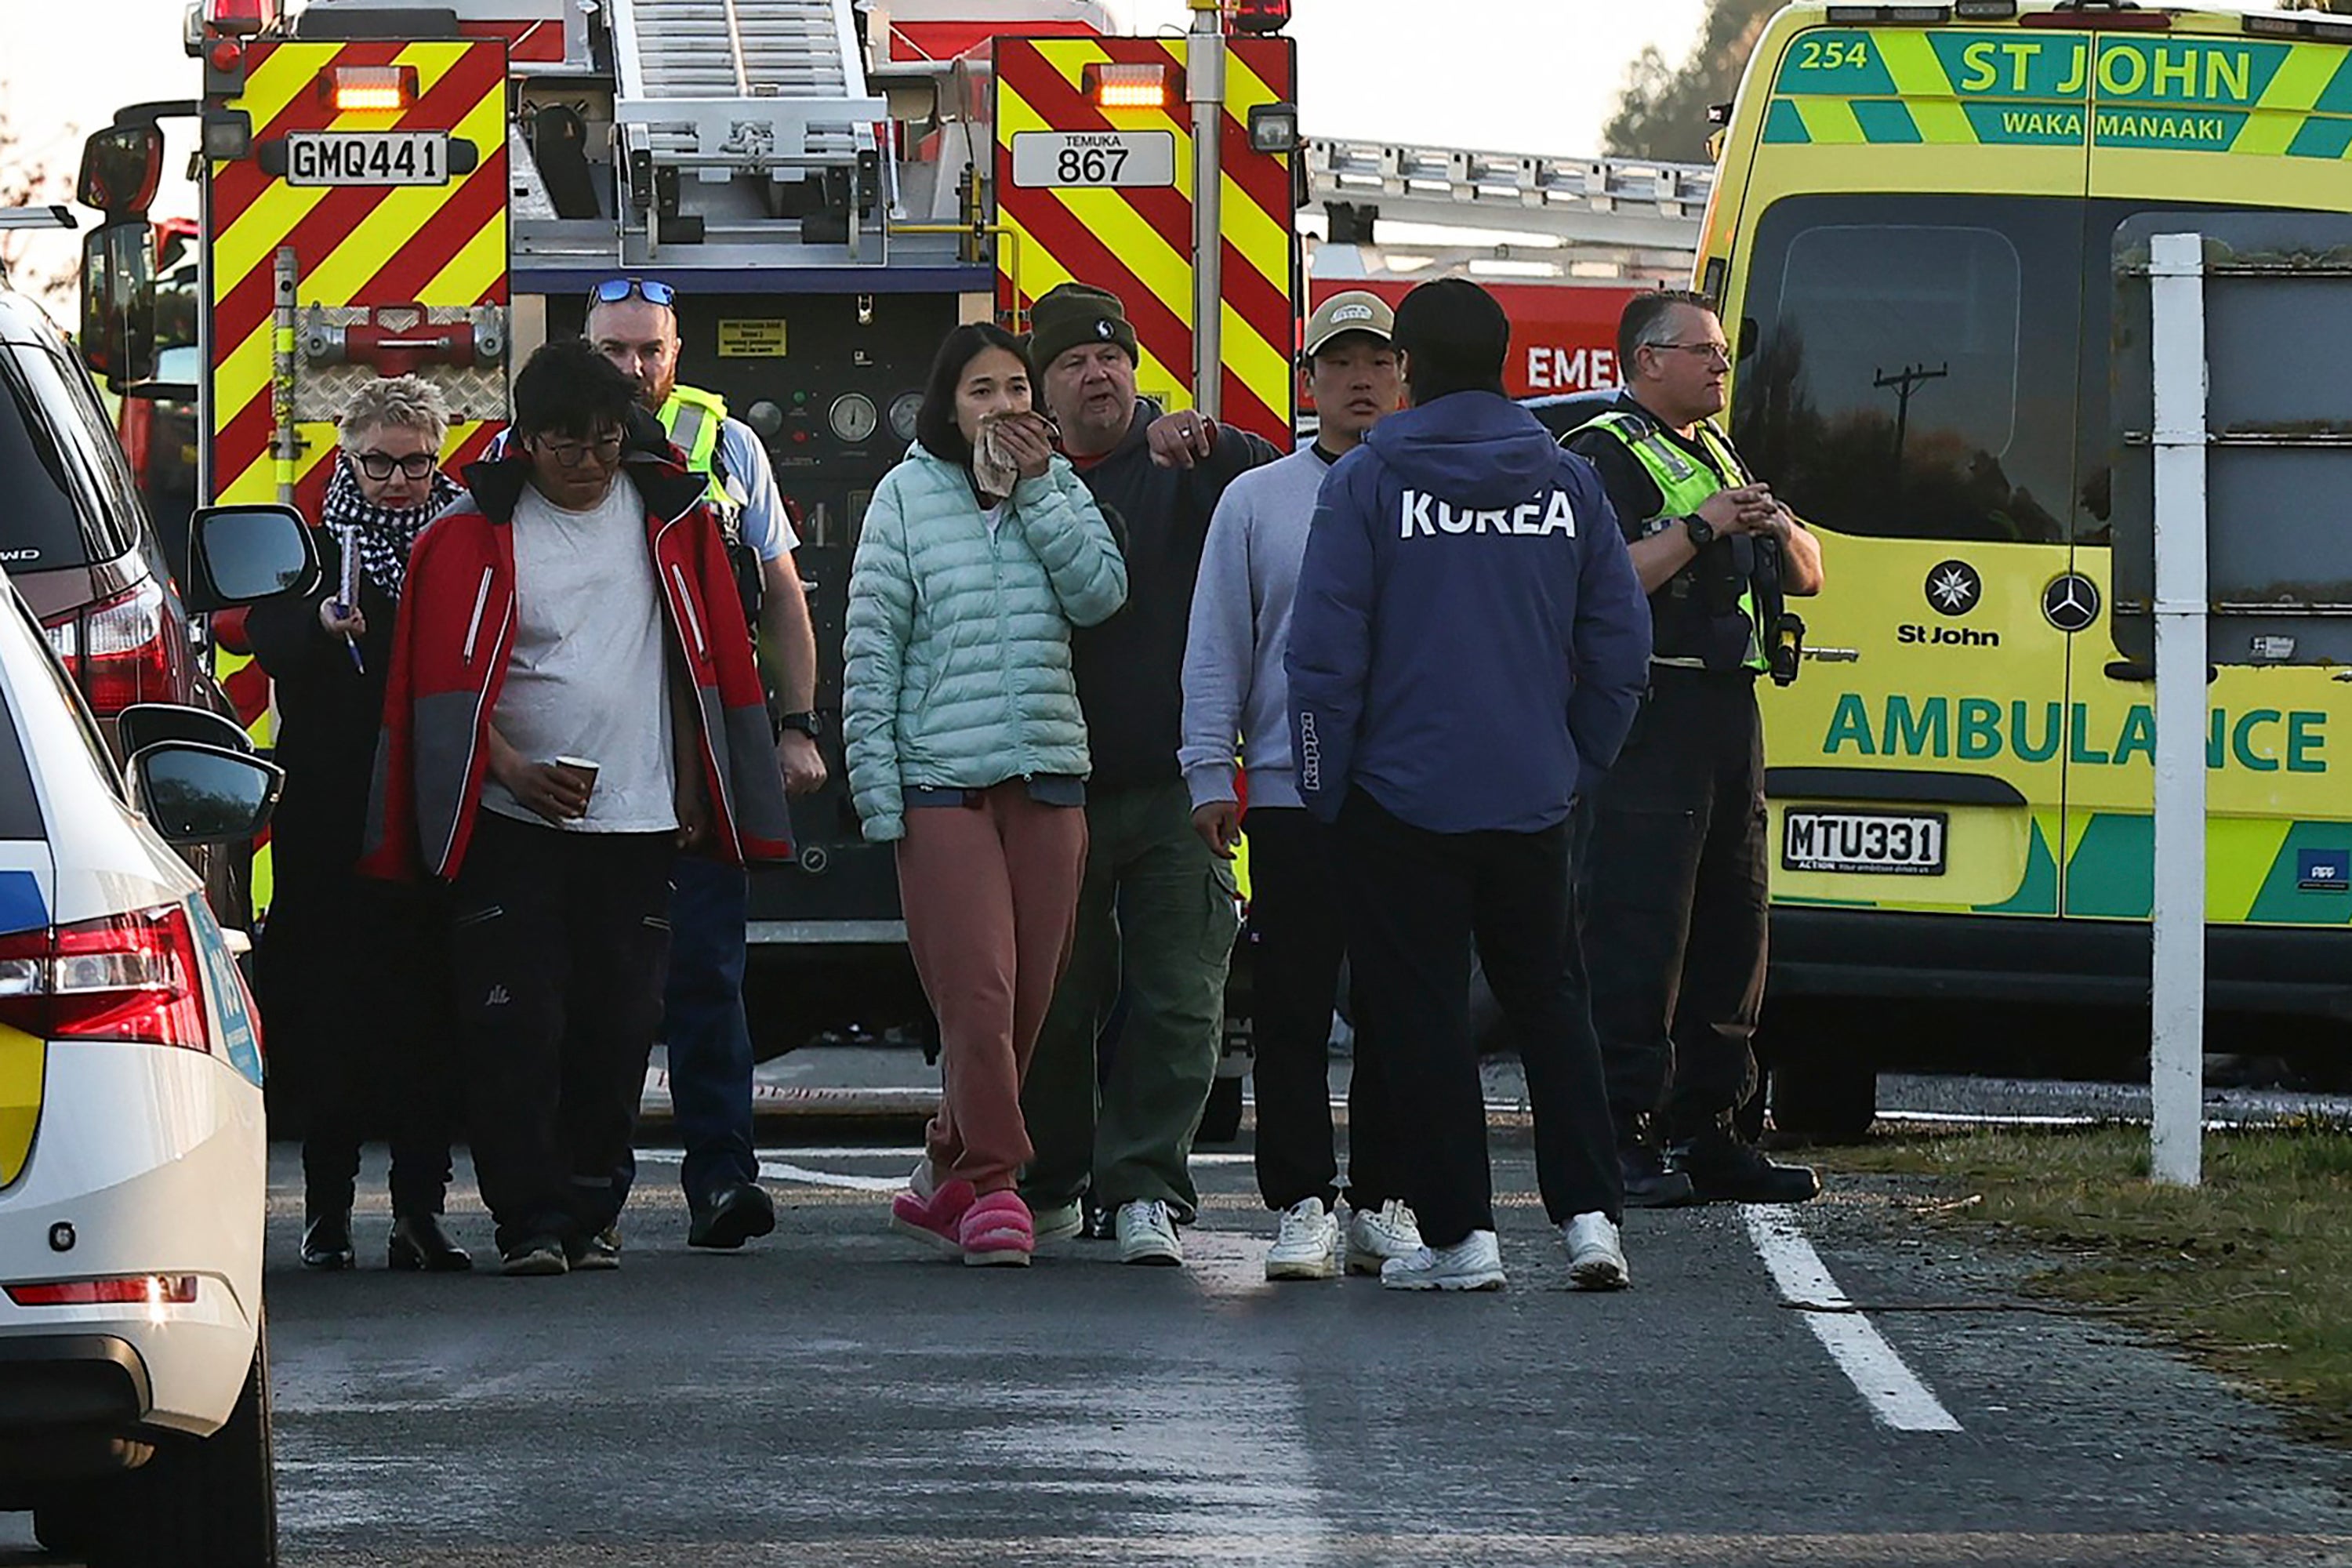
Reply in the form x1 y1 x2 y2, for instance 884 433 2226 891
77 125 164 220
81 220 156 388
129 742 283 847
185 503 319 612
117 702 254 758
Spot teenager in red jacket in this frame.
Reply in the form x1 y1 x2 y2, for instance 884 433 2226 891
364 339 793 1276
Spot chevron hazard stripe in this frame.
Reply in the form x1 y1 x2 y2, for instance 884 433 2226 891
208 39 509 511
993 34 1298 447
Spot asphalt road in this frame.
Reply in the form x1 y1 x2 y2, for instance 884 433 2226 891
9 1126 2349 1568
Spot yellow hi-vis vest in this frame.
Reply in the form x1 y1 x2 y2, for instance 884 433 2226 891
659 384 732 517
1574 408 1766 673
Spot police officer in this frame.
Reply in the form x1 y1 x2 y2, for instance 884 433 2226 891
586 278 828 1249
1566 290 1825 1207
1289 278 1653 1291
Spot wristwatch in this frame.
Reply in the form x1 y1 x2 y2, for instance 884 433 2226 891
1683 515 1717 548
778 710 823 739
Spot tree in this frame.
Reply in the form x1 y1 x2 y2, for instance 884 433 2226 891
2284 1 2352 11
0 89 81 314
1604 0 1779 164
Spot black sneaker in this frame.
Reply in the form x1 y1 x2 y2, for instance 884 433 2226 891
1675 1127 1821 1205
566 1226 622 1271
1621 1141 1697 1209
688 1180 777 1250
500 1235 569 1276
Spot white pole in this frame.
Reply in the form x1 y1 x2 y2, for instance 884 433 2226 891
1188 0 1226 422
2147 230 2209 1189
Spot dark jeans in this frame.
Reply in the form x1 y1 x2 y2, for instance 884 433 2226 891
661 855 758 1205
1243 808 1400 1214
289 880 459 1218
1336 790 1621 1248
448 813 675 1255
1585 667 1769 1138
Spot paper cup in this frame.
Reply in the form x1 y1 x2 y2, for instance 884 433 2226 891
553 756 600 801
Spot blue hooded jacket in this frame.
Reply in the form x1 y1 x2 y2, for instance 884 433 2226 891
1285 390 1652 833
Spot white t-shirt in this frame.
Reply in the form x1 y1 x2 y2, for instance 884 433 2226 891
979 502 1004 537
481 472 679 834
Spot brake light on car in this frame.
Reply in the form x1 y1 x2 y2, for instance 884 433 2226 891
44 579 180 719
5 1275 198 1307
0 905 211 1051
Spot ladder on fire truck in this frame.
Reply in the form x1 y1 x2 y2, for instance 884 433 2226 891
1306 138 1714 283
604 0 890 261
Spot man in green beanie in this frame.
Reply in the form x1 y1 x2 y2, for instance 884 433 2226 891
1018 280 1280 1267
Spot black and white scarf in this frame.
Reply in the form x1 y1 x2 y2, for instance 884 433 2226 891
320 459 461 602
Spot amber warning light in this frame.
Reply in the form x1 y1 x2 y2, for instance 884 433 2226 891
326 65 417 114
1085 63 1176 112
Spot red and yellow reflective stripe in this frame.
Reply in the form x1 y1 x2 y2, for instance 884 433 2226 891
993 35 1298 447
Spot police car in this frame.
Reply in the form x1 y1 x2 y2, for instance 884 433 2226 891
0 503 316 1566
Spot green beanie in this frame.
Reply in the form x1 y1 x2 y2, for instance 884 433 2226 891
1025 282 1139 375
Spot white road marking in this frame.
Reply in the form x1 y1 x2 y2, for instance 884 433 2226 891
1742 1206 1962 1434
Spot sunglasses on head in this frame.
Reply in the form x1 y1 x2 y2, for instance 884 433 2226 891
588 278 677 309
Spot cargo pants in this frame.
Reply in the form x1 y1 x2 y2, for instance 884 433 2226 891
1019 779 1240 1221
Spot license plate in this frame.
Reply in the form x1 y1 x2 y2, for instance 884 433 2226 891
285 132 452 187
1009 130 1178 189
1781 809 1947 876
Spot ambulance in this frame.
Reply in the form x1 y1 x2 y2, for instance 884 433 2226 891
1704 2 2352 1132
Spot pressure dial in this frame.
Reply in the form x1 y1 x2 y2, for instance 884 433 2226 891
887 390 924 444
829 392 879 445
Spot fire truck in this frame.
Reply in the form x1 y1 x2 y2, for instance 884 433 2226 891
76 0 1303 1044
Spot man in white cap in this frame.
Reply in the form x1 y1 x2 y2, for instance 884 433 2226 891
1178 291 1423 1280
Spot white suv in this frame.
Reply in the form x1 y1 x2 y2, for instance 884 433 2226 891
0 504 316 1566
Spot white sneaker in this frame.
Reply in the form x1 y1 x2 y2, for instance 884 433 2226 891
1114 1200 1183 1266
1031 1200 1084 1243
1345 1198 1425 1276
1563 1212 1630 1291
1265 1198 1341 1281
1379 1229 1506 1291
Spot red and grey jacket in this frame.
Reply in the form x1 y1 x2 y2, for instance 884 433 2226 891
360 425 794 881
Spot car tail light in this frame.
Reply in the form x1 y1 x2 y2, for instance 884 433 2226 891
0 905 211 1051
52 578 179 718
6 1275 198 1307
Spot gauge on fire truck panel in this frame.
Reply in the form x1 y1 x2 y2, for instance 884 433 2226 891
887 391 922 444
829 393 879 445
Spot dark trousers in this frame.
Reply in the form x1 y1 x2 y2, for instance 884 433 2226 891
278 880 459 1218
1336 790 1621 1248
448 813 675 1255
661 856 758 1205
1585 667 1769 1138
1244 808 1400 1214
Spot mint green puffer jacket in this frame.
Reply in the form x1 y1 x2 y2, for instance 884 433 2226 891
844 445 1127 843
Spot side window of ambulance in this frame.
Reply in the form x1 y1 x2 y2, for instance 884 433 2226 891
1733 195 2078 546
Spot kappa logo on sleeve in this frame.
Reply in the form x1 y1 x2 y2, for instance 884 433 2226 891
1399 488 1577 540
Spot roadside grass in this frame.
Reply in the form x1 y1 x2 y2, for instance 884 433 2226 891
1827 1121 2352 1445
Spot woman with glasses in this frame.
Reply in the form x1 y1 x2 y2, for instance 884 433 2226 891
247 376 472 1273
846 323 1127 1266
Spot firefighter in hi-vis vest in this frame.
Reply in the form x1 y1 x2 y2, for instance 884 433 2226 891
1566 290 1825 1212
585 278 828 1253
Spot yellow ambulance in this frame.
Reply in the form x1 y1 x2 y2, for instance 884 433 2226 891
1708 2 2352 1129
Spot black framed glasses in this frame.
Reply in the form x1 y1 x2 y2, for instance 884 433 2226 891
588 277 677 309
353 450 438 481
531 430 626 467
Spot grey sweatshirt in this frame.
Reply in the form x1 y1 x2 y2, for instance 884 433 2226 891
1178 444 1334 812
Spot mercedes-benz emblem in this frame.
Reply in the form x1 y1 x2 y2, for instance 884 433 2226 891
1926 560 1981 617
2043 573 2100 634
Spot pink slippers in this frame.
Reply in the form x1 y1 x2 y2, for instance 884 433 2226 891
891 1176 976 1254
957 1191 1035 1268
892 1176 1034 1266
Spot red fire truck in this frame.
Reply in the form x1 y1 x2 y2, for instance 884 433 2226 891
78 0 1303 1051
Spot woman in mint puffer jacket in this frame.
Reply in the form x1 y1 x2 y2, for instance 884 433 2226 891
846 322 1127 1266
